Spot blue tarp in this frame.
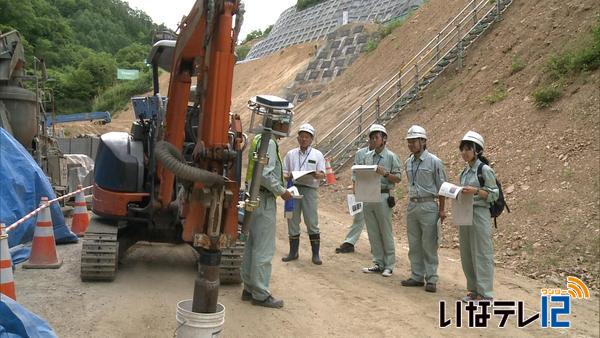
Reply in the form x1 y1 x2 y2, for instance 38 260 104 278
0 296 57 338
0 128 78 250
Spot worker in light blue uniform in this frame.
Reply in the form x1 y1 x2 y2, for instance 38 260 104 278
458 131 499 303
241 132 292 309
355 124 402 277
282 123 326 265
335 138 375 254
401 125 447 293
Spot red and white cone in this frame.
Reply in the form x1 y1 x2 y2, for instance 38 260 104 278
23 197 62 269
71 185 89 237
1 223 17 300
325 158 337 185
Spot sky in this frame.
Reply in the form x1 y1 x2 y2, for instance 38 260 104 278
124 0 296 41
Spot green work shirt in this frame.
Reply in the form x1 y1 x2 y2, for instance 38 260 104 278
354 147 402 190
405 149 447 198
459 158 499 207
246 134 285 196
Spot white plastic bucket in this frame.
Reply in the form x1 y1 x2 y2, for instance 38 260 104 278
175 300 225 338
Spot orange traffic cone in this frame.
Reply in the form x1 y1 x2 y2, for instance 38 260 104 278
23 197 62 269
71 185 89 237
325 158 337 184
1 223 17 300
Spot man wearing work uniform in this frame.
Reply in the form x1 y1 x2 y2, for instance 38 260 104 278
401 125 447 293
241 132 292 309
335 137 375 254
282 123 326 265
357 124 402 277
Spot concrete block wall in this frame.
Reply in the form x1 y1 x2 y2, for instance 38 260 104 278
284 23 368 104
246 0 424 60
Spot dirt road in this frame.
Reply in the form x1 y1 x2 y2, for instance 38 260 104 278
12 203 599 337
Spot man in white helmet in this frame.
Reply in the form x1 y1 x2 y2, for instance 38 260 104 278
355 123 402 277
282 123 326 265
335 136 375 254
401 125 447 293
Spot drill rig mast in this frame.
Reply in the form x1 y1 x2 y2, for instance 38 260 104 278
88 0 246 313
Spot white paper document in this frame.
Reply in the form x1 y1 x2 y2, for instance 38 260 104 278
438 182 463 199
346 194 363 216
287 186 303 199
438 182 473 225
452 194 473 225
292 170 317 186
292 170 315 180
351 165 380 202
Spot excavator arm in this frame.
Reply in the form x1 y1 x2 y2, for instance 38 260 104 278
156 0 242 246
154 0 243 313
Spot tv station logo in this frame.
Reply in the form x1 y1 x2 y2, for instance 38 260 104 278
439 276 591 329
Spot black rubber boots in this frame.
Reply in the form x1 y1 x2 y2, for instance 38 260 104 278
309 233 322 265
282 235 300 262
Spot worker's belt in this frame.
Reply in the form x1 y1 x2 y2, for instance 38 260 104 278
381 189 390 194
259 187 271 193
409 196 437 203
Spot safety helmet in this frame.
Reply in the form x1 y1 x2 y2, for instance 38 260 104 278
406 125 427 140
298 123 315 137
461 131 485 150
369 124 387 136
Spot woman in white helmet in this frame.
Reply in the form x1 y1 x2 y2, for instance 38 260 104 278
458 131 499 303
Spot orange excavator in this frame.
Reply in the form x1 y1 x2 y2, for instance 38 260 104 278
81 0 274 313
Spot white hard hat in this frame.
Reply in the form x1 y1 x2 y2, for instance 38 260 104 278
298 123 315 136
462 131 485 149
369 124 387 136
406 125 427 139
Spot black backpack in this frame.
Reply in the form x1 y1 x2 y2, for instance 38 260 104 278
477 163 510 228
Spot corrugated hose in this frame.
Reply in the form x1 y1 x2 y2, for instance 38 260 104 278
154 141 225 187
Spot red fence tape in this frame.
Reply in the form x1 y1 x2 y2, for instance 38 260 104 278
6 185 93 232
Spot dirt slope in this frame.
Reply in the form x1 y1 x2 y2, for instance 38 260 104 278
279 0 475 149
231 43 315 123
307 0 600 289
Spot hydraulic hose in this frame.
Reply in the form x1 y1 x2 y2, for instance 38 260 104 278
154 141 225 187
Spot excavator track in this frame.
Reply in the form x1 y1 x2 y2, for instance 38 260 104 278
80 218 119 282
218 241 244 284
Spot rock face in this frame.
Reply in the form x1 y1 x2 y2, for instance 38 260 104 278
246 0 424 60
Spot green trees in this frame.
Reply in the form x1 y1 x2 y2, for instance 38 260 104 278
236 25 274 61
115 43 150 70
0 0 160 114
296 0 326 11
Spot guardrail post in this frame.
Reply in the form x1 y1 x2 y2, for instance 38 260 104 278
396 69 402 98
455 24 464 69
375 97 380 122
414 63 419 87
357 105 363 136
435 33 441 61
496 0 501 21
472 1 477 26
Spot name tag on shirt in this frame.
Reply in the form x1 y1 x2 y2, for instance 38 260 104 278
308 160 316 164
